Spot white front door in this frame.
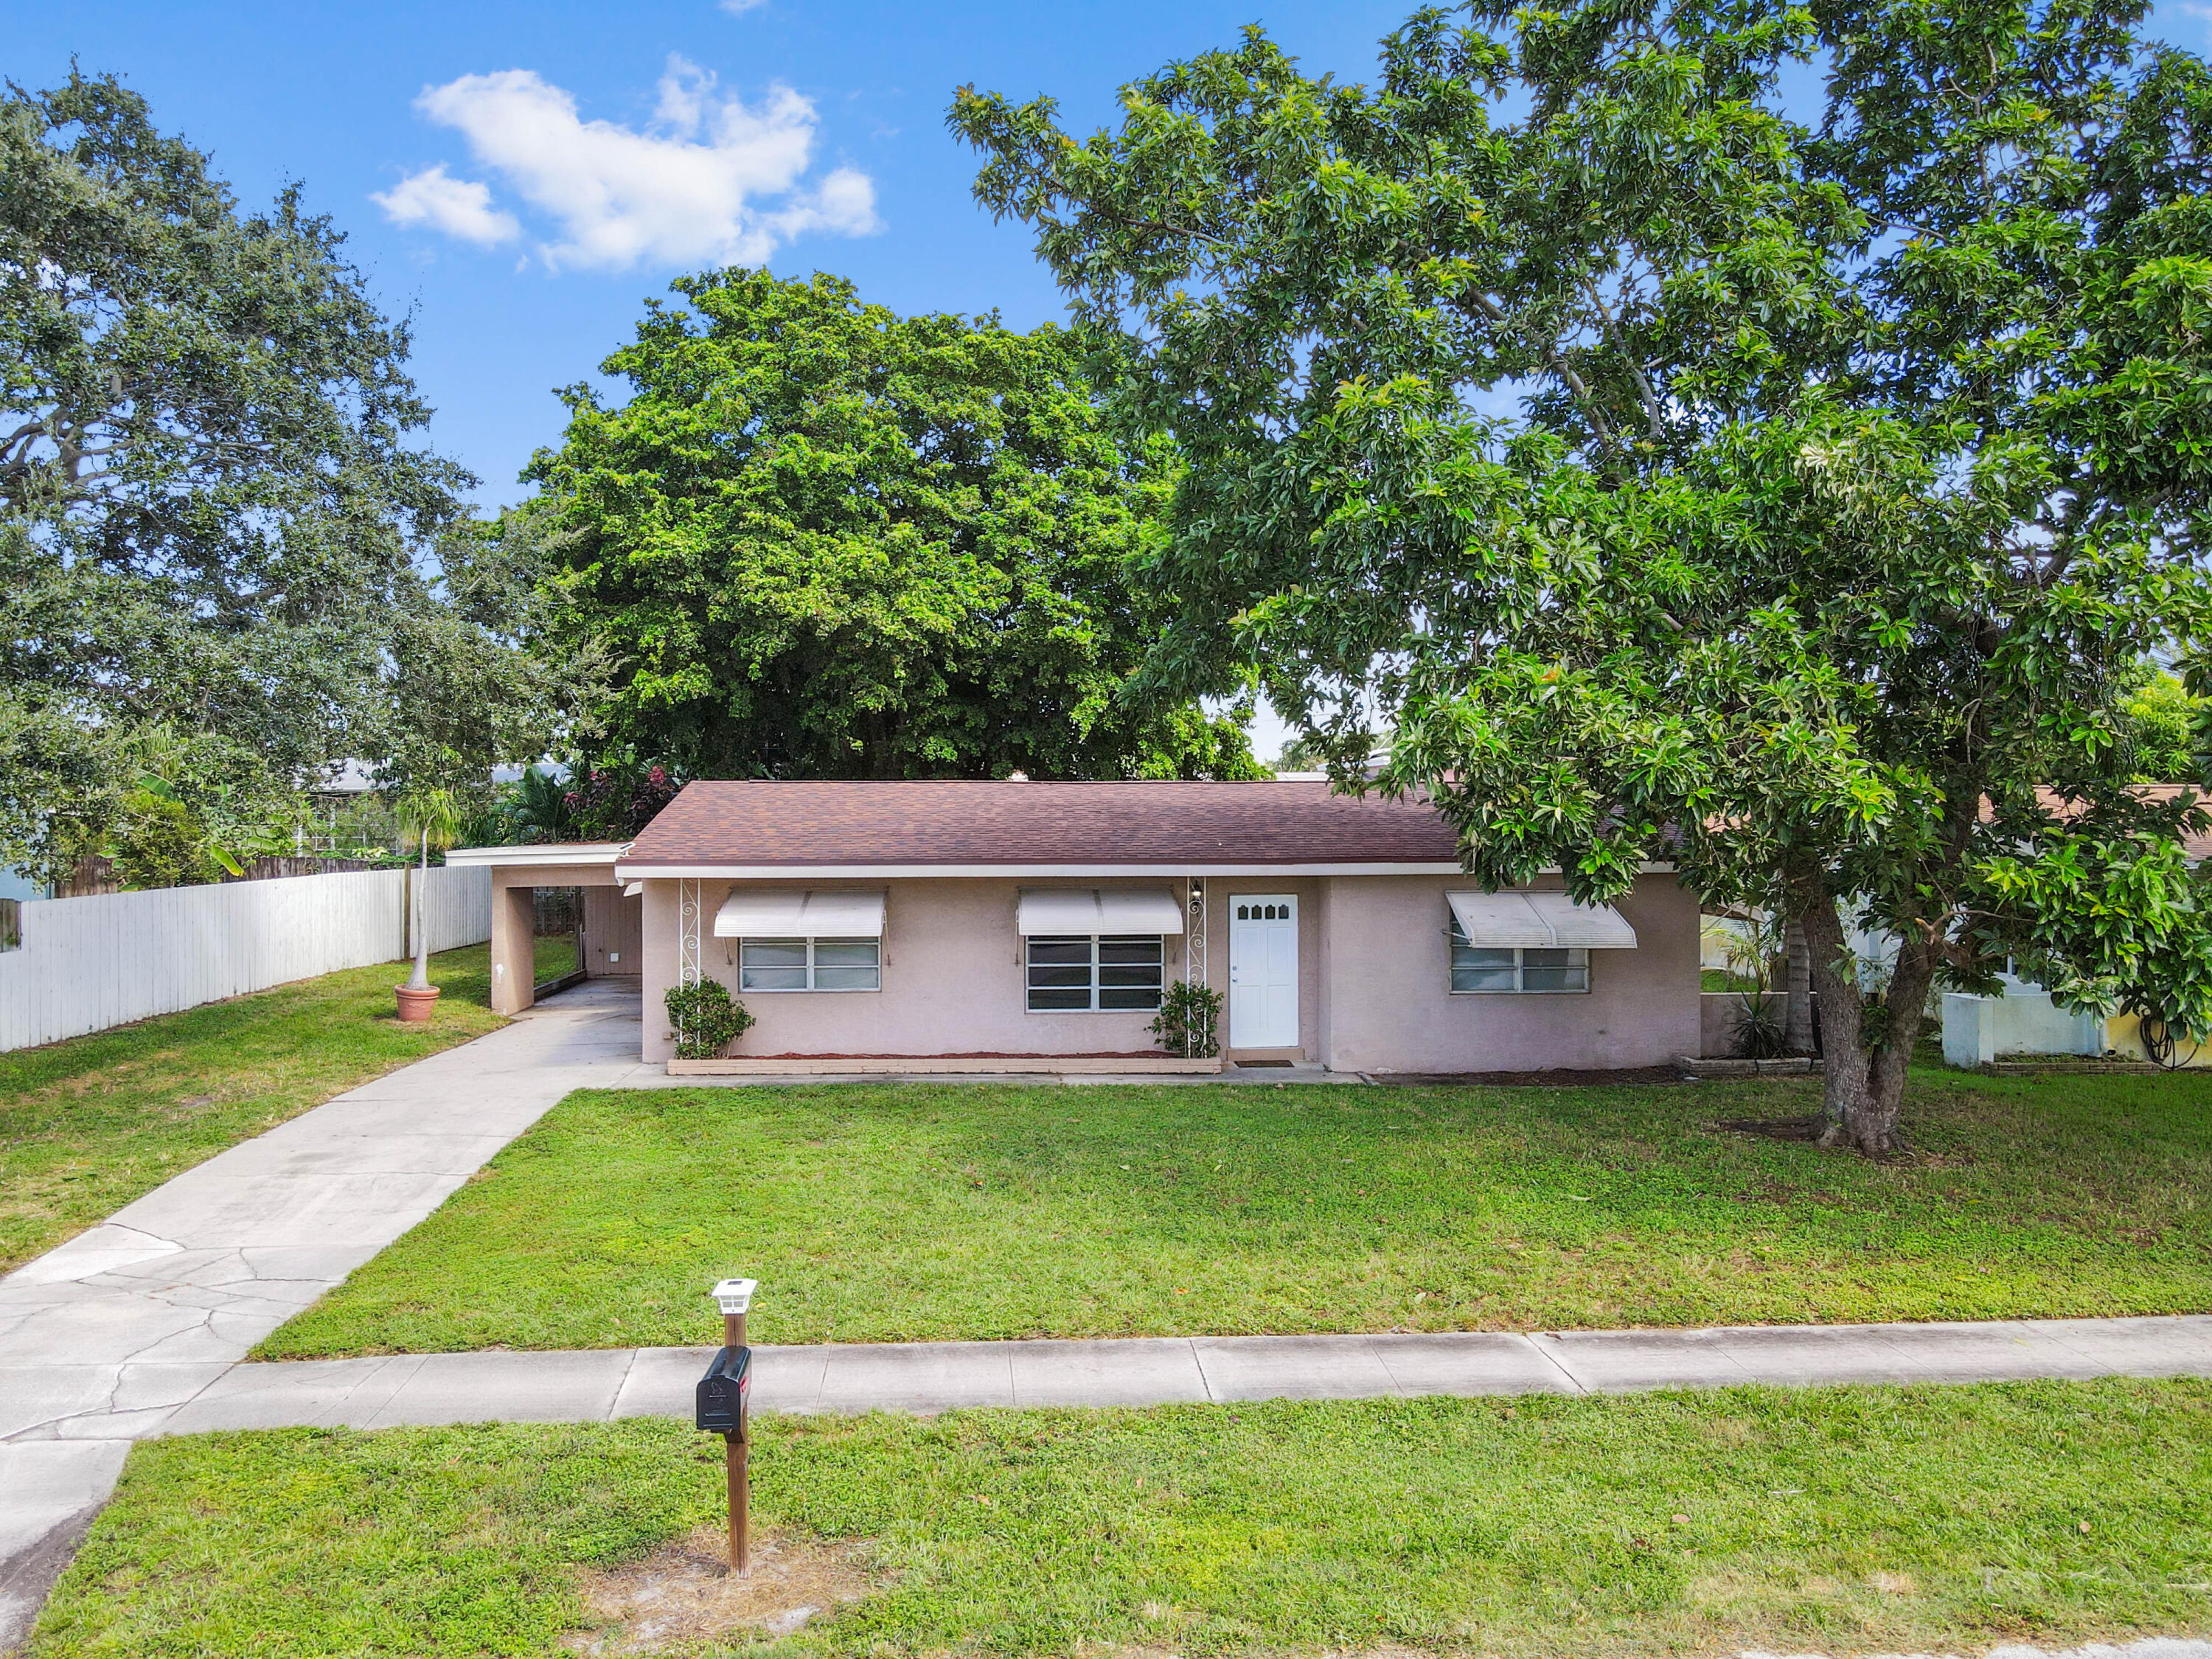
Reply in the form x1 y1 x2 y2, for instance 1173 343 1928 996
1228 894 1299 1049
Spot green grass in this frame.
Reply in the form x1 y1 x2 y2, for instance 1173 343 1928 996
0 945 507 1273
28 1380 2212 1658
261 1066 2212 1357
1700 968 1762 992
531 934 578 985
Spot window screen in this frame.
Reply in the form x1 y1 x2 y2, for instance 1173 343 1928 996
738 936 880 991
1448 916 1588 992
1026 934 1164 1011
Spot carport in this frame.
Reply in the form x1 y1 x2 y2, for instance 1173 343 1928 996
442 843 640 1015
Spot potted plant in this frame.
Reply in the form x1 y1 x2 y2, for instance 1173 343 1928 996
394 787 461 1022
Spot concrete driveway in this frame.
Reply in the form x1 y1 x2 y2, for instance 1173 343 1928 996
0 979 647 1649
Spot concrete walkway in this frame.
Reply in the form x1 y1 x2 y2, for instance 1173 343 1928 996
0 981 650 1649
102 1312 2212 1436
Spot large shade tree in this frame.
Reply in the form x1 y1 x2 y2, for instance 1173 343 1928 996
1 72 556 880
526 268 1262 782
955 0 2212 1150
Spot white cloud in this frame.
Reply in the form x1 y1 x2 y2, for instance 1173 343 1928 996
369 163 520 246
718 0 769 13
393 56 879 271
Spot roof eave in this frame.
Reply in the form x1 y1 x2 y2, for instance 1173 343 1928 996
611 860 1678 880
446 842 629 868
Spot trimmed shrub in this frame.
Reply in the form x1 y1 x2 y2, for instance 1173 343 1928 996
664 979 754 1060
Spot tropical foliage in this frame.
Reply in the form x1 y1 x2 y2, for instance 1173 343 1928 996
2124 673 2208 782
663 979 754 1061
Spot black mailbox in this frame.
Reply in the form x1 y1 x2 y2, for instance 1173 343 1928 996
695 1345 751 1436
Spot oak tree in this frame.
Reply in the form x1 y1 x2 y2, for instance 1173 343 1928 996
1 72 554 880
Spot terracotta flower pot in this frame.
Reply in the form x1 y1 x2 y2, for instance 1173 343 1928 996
394 984 442 1023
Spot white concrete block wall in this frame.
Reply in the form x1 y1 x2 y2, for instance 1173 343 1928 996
1941 987 2104 1068
0 866 493 1052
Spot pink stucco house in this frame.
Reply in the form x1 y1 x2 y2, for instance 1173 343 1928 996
451 779 1698 1075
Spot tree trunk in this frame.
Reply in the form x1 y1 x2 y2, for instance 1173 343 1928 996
1796 891 1944 1156
1790 890 1907 1155
1783 920 1815 1054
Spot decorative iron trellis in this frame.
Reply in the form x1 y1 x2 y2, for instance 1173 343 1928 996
679 878 703 989
1186 876 1207 988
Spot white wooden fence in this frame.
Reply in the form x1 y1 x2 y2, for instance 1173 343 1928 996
0 865 492 1052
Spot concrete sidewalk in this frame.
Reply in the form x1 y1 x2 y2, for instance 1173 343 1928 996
60 1311 2212 1438
0 981 650 1650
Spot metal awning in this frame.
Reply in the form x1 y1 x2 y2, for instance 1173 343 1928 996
713 889 887 939
1447 891 1638 949
1016 888 1185 936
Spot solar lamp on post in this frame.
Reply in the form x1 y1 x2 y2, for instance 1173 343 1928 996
695 1277 757 1574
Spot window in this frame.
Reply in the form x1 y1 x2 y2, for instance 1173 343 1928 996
739 936 880 992
1234 901 1290 921
1027 934 1164 1012
1449 916 1588 993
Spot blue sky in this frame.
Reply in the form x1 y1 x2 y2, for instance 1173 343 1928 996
42 0 2202 507
12 0 1427 508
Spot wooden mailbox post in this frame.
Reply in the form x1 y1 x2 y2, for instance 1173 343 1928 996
695 1276 757 1574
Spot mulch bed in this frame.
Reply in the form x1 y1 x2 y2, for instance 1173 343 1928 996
742 1051 1173 1060
1371 1065 1692 1088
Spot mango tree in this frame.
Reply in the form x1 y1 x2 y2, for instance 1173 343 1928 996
954 0 2212 1151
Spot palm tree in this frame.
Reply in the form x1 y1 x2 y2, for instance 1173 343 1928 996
397 787 462 996
507 766 574 843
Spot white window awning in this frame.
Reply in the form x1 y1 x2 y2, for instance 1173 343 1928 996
1017 888 1185 936
1447 891 1638 949
713 888 886 939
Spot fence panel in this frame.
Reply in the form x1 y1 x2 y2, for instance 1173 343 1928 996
413 863 494 956
0 865 495 1052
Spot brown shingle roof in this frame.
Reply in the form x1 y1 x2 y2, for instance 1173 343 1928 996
2028 785 2212 862
621 780 1463 870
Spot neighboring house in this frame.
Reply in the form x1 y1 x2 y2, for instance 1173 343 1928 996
1939 784 2212 1068
452 779 1700 1074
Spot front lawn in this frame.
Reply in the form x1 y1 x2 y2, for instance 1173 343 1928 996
1 944 507 1273
261 1067 2212 1357
27 1380 2212 1658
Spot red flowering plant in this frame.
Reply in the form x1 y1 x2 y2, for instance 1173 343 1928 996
563 764 680 841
